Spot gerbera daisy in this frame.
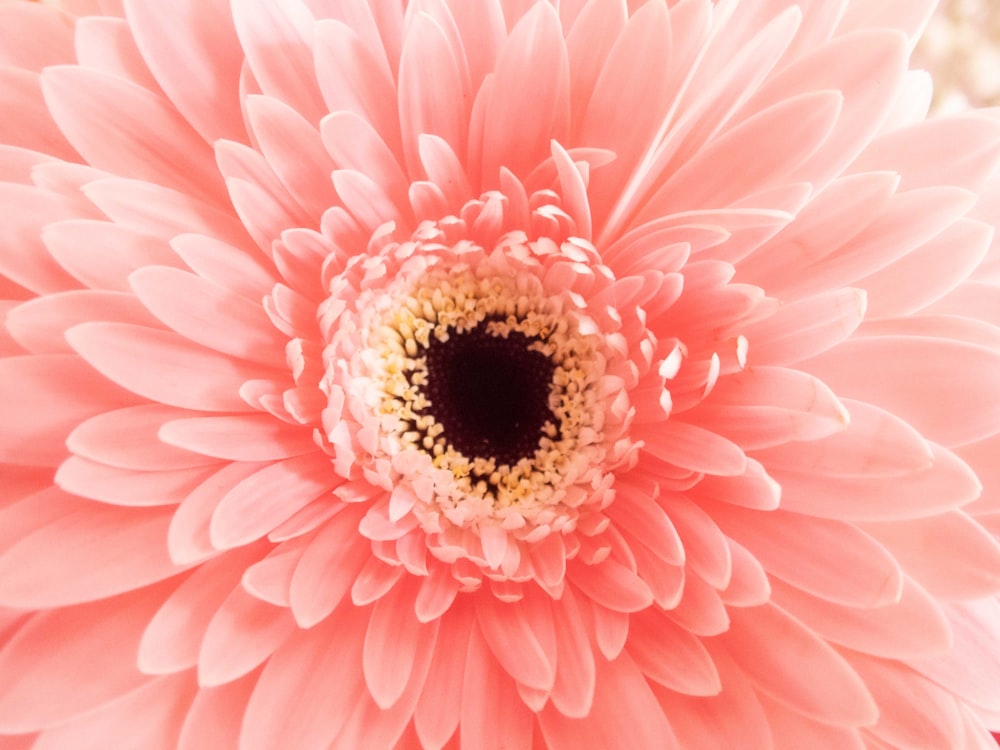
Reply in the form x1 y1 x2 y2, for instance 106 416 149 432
2 0 1000 748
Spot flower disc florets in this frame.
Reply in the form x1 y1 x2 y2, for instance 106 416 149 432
318 210 648 585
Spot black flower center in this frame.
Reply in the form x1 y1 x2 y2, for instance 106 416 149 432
419 322 558 467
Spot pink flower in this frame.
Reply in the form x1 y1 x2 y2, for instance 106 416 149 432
2 0 1000 747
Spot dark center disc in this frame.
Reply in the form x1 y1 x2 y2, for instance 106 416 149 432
419 322 558 467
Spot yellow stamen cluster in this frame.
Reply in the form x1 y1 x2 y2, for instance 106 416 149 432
369 269 604 510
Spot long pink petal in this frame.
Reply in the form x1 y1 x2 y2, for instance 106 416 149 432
123 0 246 143
721 603 878 725
67 322 278 412
0 581 174 732
41 66 227 206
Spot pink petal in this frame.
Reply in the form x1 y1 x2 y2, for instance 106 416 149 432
230 0 326 124
771 576 952 660
129 265 287 366
240 607 369 750
44 219 184 292
628 608 720 697
414 603 474 750
480 1 570 182
123 0 246 143
740 287 867 366
0 70 77 161
0 489 182 608
397 10 468 179
313 19 402 159
695 365 849 449
476 590 556 692
138 543 264 675
720 603 878 725
0 3 75 71
751 398 934 478
177 670 259 750
41 66 227 206
664 568 730 637
363 577 439 710
863 511 1000 599
654 642 772 750
288 505 370 626
539 649 680 750
246 95 339 220
0 354 136 467
0 582 174 732
31 672 196 750
708 502 903 607
658 497 728 591
75 17 161 93
859 218 993 319
167 460 268 565
638 90 840 219
210 453 339 549
771 443 982 521
67 322 278 412
640 419 747 476
54 457 217 507
67 404 216 471
566 556 654 613
197 586 297 687
757 692 866 750
548 586 595 718
6 290 160 355
0 183 86 294
159 414 316 462
847 652 964 749
459 622 534 750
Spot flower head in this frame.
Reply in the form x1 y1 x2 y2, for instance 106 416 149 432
2 0 1000 748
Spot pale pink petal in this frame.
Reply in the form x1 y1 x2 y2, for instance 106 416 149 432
313 19 402 158
44 219 185 292
770 576 952 660
54 457 216 506
863 511 1000 599
721 603 878 725
708 503 902 607
459 622 534 750
414 603 474 750
539 649 679 750
209 453 339 549
640 419 747 477
480 2 569 182
0 3 75 71
167 460 268 565
138 543 265 675
628 608 720 697
757 693 866 750
67 322 278 412
0 489 181 608
654 643 772 750
159 414 316 462
31 672 196 750
5 290 160 355
847 652 964 749
476 590 556 692
0 582 173 732
197 586 297 687
74 16 161 92
41 66 227 206
177 670 259 750
240 607 369 750
771 443 982 520
662 494 731 590
66 404 216 471
0 70 77 161
229 0 326 124
364 577 439 709
130 266 287 366
123 0 246 143
246 95 339 220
